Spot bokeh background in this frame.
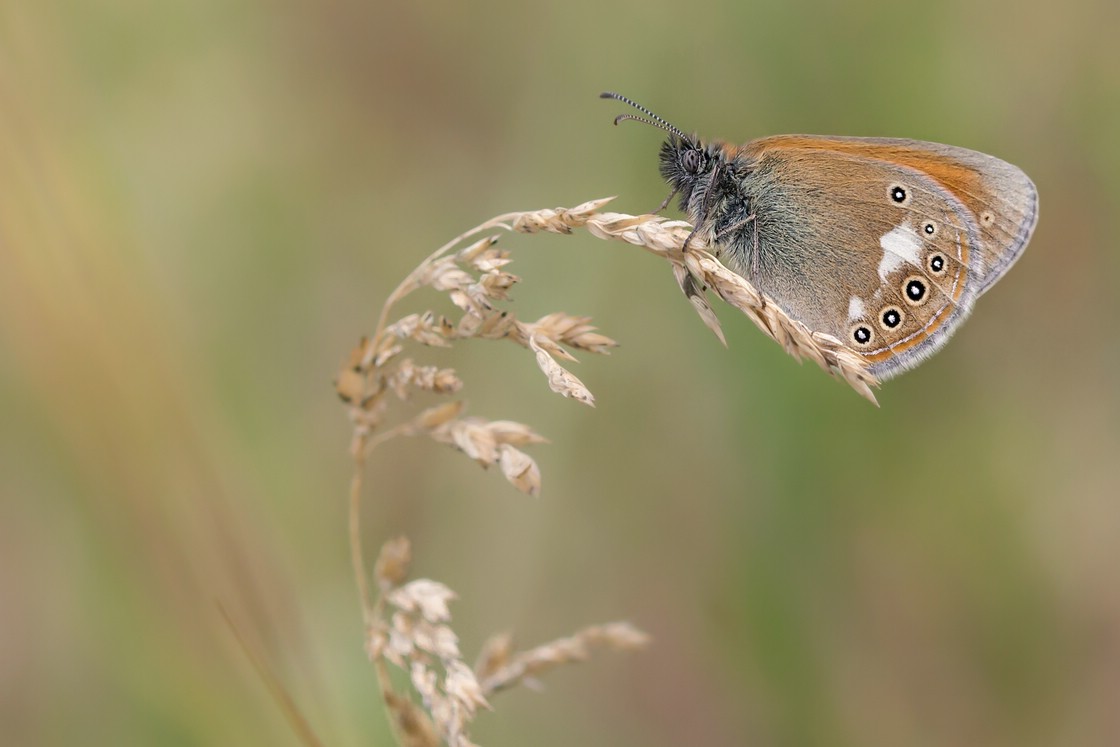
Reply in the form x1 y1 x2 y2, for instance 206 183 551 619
3 0 1119 745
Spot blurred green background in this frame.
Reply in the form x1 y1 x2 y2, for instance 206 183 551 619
2 0 1119 745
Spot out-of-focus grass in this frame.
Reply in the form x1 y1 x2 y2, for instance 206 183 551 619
2 0 1119 745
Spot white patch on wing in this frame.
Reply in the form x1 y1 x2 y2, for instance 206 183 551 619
878 222 923 282
847 296 865 322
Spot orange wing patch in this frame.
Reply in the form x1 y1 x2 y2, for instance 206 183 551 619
743 136 988 221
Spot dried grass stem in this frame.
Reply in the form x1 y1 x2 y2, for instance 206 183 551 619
337 195 876 747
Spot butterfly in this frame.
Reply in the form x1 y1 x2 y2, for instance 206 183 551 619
602 92 1038 381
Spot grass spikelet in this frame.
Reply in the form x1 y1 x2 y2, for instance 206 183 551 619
528 335 596 406
476 622 652 696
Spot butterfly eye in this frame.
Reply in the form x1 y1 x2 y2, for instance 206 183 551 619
927 252 947 277
850 324 875 347
903 276 928 305
681 149 702 174
879 306 904 330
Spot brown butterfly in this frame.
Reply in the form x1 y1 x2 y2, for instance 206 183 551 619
602 92 1038 380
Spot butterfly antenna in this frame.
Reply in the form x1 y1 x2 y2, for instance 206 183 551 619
600 92 689 141
613 113 663 129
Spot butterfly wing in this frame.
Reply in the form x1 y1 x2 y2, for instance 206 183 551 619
721 136 1037 380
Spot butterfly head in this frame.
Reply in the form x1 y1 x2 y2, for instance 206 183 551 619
658 135 737 214
601 92 739 220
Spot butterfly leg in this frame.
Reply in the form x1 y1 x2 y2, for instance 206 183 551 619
715 214 756 242
682 225 701 252
681 161 731 253
651 186 679 215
